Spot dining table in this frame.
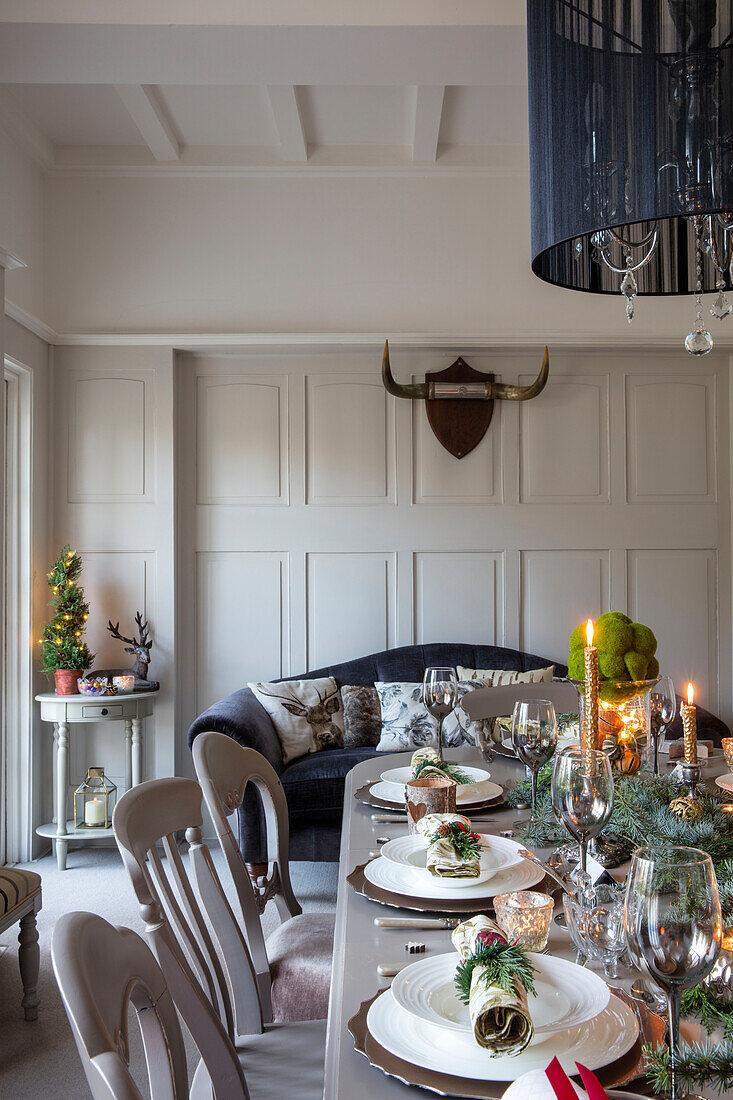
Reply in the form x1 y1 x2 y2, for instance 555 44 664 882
323 744 729 1100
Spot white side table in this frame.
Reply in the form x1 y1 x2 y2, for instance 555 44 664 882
35 690 159 870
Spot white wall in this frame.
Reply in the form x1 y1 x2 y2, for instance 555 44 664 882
0 128 45 322
44 171 696 340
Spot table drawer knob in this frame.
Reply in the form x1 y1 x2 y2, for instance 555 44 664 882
101 708 108 716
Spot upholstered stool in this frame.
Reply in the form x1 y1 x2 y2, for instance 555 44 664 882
266 912 335 1022
0 866 41 1020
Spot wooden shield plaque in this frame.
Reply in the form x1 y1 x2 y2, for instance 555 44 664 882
425 358 494 459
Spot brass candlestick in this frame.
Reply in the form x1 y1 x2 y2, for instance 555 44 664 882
583 619 599 775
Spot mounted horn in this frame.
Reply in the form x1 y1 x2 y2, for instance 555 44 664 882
490 347 550 401
381 340 429 399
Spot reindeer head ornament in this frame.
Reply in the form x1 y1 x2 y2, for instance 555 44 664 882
381 341 549 458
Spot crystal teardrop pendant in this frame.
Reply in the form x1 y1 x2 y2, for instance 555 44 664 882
625 297 634 322
620 269 637 298
685 326 714 355
710 289 732 320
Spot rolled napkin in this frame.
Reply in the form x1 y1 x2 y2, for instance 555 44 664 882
415 812 473 841
410 746 441 774
424 819 482 879
452 915 535 1057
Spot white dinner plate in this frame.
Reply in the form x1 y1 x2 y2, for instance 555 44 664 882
379 833 524 889
367 987 638 1081
716 773 733 793
391 951 610 1038
381 764 492 795
364 852 545 900
370 778 503 808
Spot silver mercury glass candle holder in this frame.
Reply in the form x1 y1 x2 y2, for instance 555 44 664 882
680 760 702 799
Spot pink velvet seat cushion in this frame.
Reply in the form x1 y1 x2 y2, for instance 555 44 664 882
266 912 335 1023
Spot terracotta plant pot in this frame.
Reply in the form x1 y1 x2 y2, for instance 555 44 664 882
54 669 82 695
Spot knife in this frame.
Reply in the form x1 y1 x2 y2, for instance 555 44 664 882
374 916 459 929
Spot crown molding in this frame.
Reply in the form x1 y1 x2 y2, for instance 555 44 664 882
0 248 26 272
4 300 58 344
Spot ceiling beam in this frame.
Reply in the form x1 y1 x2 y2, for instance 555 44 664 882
0 88 54 169
266 86 308 162
117 85 180 161
411 85 444 162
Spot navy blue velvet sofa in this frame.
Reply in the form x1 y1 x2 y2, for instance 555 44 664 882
187 642 729 863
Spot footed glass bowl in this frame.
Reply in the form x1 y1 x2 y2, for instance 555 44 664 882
570 677 660 776
78 677 109 696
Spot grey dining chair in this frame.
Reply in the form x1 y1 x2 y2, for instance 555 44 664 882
461 680 579 724
112 777 325 1097
192 731 335 1022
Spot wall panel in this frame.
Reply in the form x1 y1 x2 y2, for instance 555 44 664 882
196 551 289 711
521 550 610 661
306 552 396 669
196 374 288 505
306 375 395 504
414 551 504 645
414 400 501 505
627 548 718 710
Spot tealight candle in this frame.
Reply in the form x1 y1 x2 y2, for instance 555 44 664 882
493 891 555 951
681 682 697 765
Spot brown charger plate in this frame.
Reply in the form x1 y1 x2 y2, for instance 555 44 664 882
354 780 505 815
348 988 664 1099
347 860 557 914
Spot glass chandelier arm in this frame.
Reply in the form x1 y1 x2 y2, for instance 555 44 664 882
592 231 659 274
607 224 659 250
708 218 733 275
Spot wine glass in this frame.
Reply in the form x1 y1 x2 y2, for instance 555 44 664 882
422 667 459 760
511 699 558 828
584 885 627 979
551 748 614 875
625 846 722 1100
649 676 676 776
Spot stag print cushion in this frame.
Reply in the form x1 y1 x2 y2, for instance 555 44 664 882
374 681 490 752
341 685 382 748
248 678 345 765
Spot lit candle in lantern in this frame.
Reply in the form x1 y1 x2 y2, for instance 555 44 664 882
583 619 599 774
681 682 697 765
84 796 106 827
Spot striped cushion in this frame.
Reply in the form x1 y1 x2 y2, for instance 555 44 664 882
0 867 41 917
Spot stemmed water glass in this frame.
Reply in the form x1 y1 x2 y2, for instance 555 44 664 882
625 846 722 1100
422 667 459 760
649 676 676 776
551 748 614 875
511 699 558 829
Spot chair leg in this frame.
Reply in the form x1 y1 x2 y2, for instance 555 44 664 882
18 909 40 1021
245 861 267 883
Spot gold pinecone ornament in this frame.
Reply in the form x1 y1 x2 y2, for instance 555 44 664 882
668 795 705 823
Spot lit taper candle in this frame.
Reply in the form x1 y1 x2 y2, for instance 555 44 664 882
583 619 599 774
682 682 697 765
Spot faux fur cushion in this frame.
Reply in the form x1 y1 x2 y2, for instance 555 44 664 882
248 677 344 765
341 684 382 748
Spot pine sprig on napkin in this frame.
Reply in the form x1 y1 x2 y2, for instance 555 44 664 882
411 759 473 785
455 937 537 1005
429 821 482 861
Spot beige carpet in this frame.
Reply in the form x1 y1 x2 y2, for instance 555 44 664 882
0 846 338 1099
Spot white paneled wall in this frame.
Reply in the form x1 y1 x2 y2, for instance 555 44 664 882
51 344 732 795
175 347 731 753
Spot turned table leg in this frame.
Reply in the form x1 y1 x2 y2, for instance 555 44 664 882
55 721 69 871
52 724 58 825
18 906 40 1021
124 718 133 791
131 718 143 787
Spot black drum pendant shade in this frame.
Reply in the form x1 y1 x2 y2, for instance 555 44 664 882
527 0 733 346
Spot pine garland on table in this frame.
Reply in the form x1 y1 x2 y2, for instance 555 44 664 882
643 1040 733 1095
680 985 733 1040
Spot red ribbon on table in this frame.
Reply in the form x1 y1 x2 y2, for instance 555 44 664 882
544 1057 609 1100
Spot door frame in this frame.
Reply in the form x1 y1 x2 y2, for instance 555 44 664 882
3 356 33 862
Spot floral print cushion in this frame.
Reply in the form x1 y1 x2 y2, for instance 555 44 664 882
374 681 489 752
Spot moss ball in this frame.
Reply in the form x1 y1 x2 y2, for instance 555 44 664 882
568 651 586 680
647 656 660 679
631 622 657 658
598 611 632 625
569 623 587 652
594 617 634 656
599 653 628 679
624 650 650 681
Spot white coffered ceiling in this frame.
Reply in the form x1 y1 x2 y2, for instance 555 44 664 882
0 3 531 172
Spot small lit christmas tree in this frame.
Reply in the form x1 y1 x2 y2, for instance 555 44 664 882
40 546 94 677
